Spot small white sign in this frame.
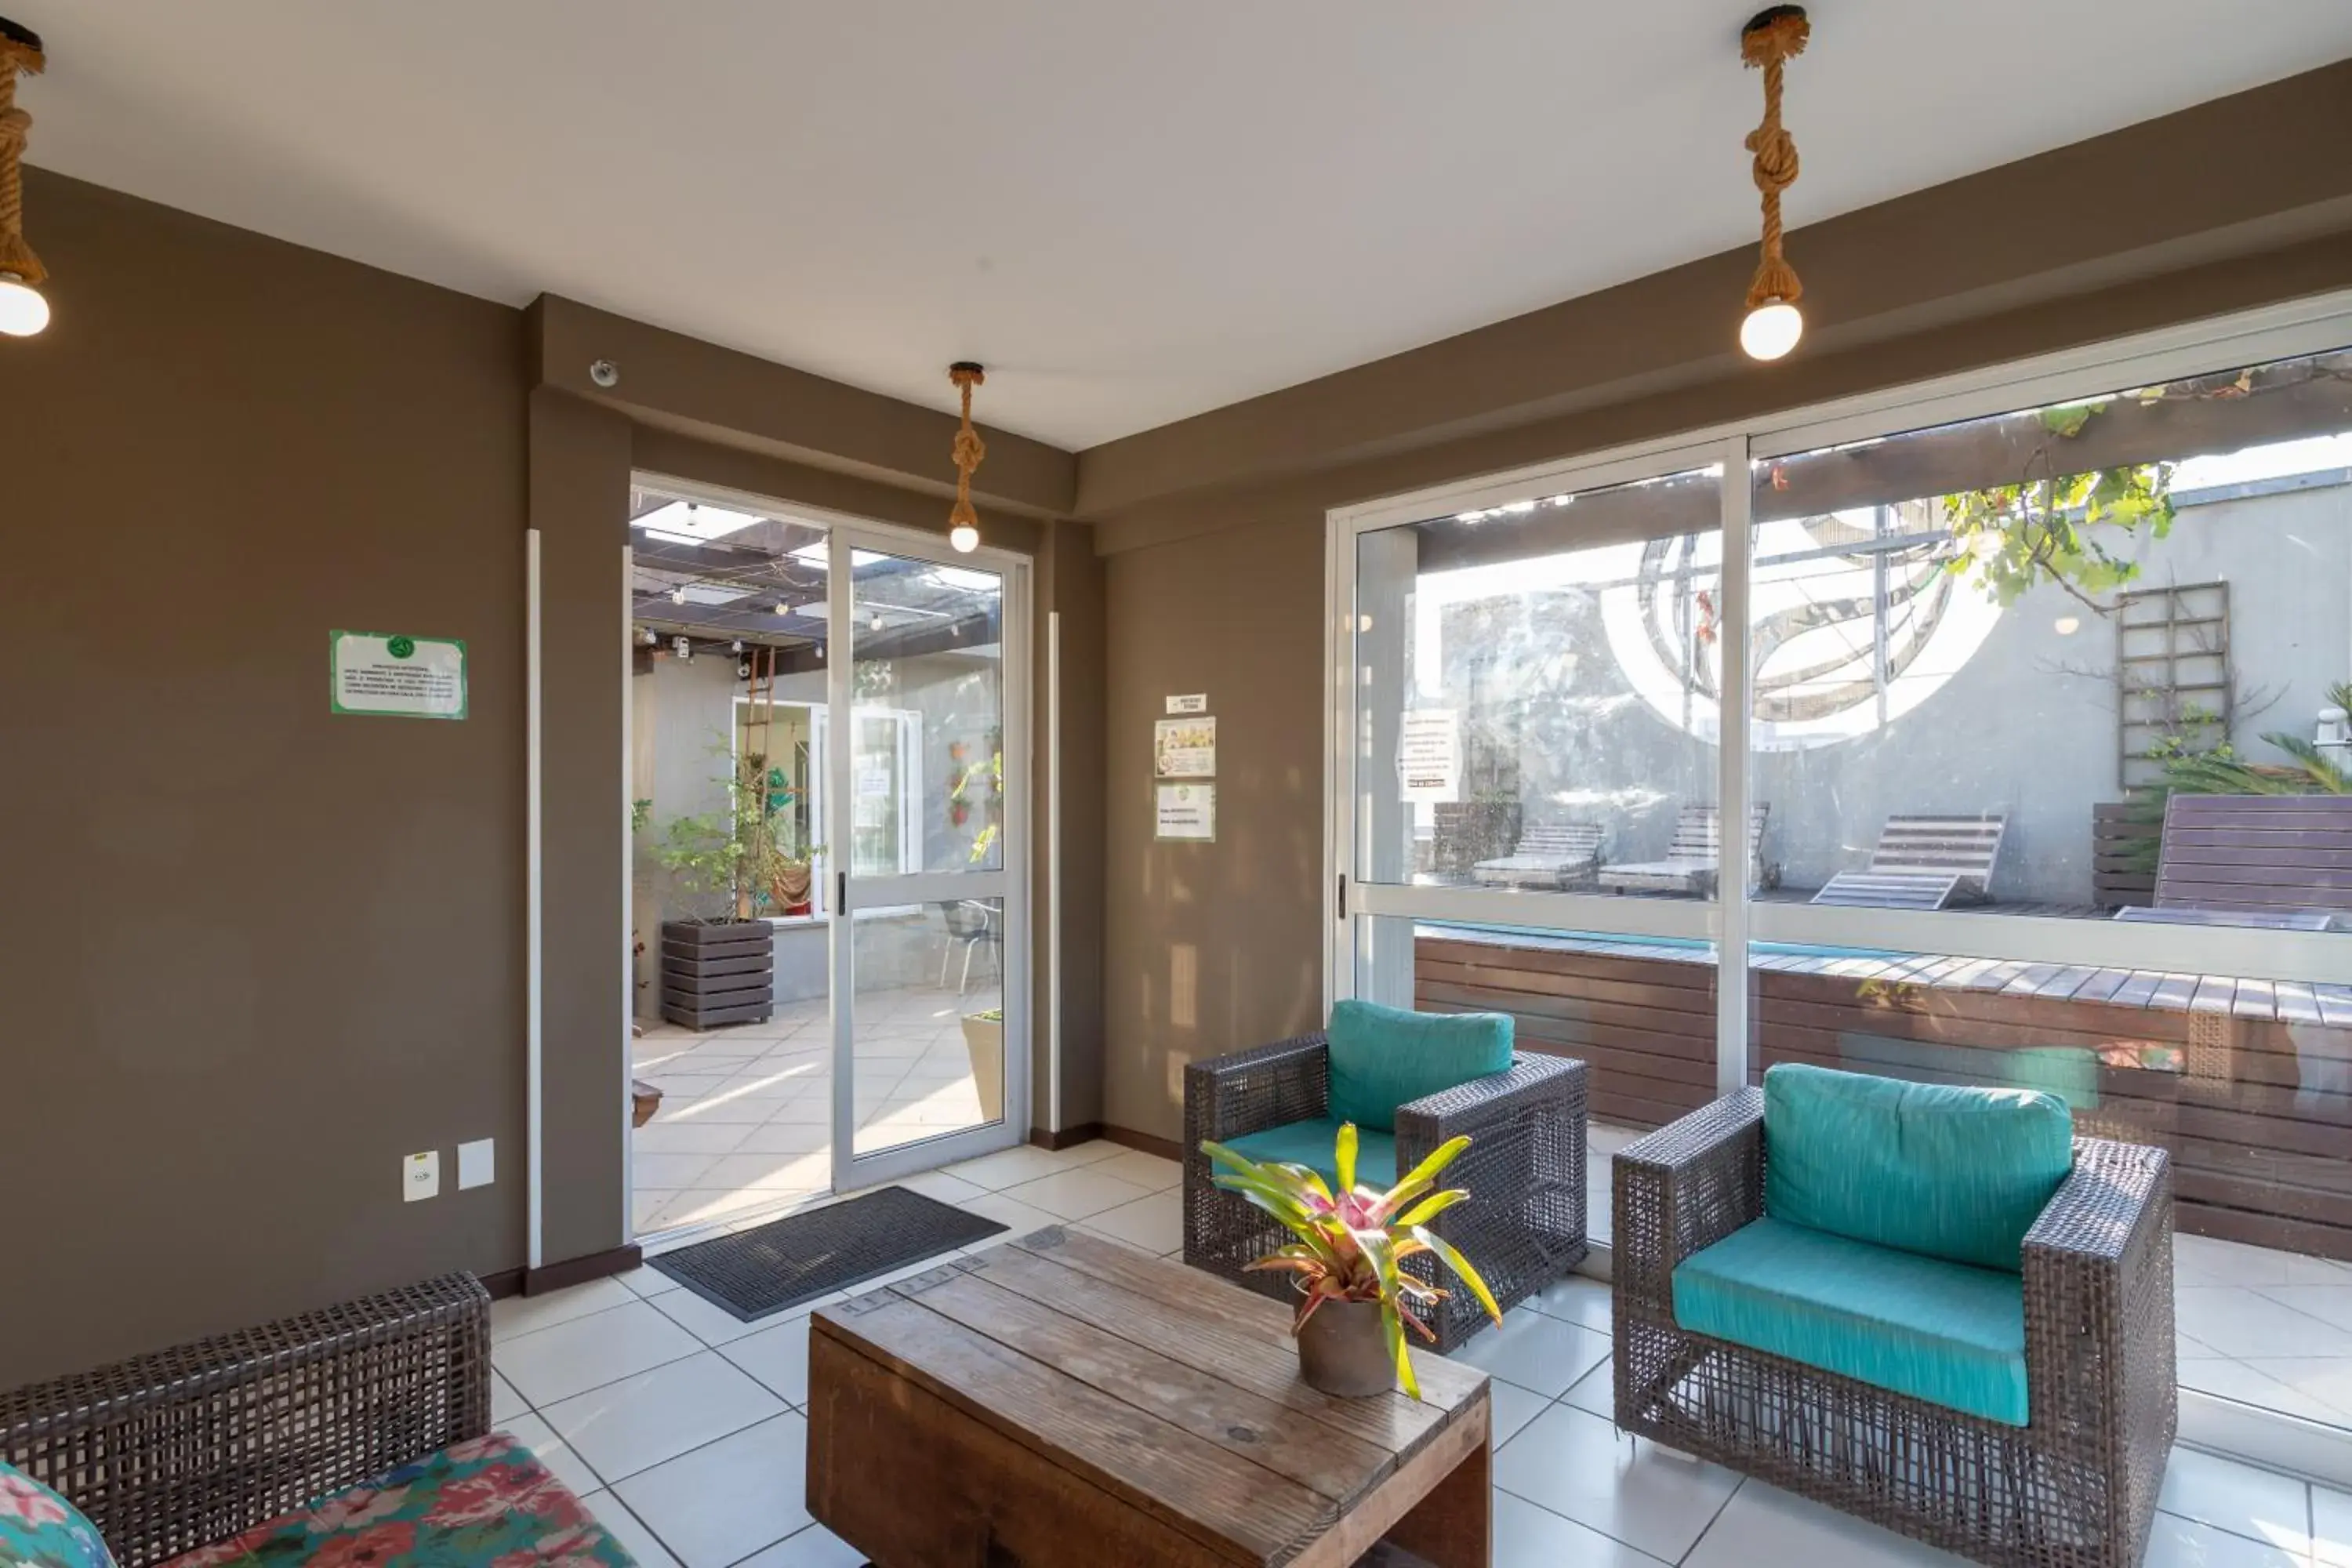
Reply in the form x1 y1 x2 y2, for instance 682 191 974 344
1166 693 1208 714
1398 709 1461 802
403 1150 441 1203
1156 782 1216 841
332 631 466 720
1155 717 1217 779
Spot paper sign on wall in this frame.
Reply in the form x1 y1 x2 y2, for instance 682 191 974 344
1398 709 1461 802
1155 717 1217 779
1166 694 1208 714
1156 782 1216 841
331 631 467 720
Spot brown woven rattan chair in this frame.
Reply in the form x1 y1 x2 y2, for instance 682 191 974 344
1613 1090 2176 1568
1183 1032 1588 1352
0 1273 492 1568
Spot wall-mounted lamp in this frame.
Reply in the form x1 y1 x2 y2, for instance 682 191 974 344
0 15 49 337
1737 6 1809 361
947 361 986 554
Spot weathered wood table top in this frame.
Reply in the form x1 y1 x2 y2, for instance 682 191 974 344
806 1225 1493 1568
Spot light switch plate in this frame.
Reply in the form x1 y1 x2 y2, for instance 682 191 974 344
404 1150 440 1203
457 1138 495 1190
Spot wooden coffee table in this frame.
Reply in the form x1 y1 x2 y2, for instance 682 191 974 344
807 1226 1492 1567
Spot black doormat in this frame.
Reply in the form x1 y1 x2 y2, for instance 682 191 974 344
648 1186 1009 1323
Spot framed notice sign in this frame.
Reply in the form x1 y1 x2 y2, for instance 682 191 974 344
330 630 467 719
1155 717 1217 779
1155 782 1216 842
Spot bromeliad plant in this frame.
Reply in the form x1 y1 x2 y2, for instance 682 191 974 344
1200 1124 1501 1399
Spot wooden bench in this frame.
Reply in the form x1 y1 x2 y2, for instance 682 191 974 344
2114 793 2352 931
1472 822 1603 889
1811 813 2007 911
1599 804 1770 897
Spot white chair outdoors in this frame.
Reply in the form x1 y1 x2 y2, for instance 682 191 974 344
1472 822 1604 889
1598 804 1771 898
1809 813 2007 911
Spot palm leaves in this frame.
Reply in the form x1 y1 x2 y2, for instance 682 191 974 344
1200 1127 1503 1400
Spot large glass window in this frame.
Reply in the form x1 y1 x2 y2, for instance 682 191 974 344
1335 329 2352 1446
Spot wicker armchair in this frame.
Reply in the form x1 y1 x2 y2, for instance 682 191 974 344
1183 1032 1588 1352
1613 1090 2176 1568
0 1274 492 1568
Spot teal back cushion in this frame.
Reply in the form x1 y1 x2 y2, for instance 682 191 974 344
1325 1000 1514 1133
1762 1063 2074 1272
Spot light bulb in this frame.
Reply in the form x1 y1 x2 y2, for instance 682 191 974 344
949 521 979 554
775 602 793 616
0 275 49 336
1740 299 1802 361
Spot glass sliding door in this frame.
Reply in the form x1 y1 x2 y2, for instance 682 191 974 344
826 532 1027 1189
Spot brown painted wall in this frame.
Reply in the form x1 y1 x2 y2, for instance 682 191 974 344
0 170 529 1385
1088 67 2352 1145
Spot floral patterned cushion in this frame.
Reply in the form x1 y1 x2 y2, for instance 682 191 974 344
0 1460 116 1568
160 1432 633 1568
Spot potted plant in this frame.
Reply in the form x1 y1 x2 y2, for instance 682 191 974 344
652 752 819 1029
959 1007 1004 1120
1200 1127 1500 1399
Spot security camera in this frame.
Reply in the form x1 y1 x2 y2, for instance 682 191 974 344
737 660 751 678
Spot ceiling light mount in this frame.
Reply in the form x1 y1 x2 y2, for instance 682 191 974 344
1738 5 1809 361
947 361 986 554
0 13 49 337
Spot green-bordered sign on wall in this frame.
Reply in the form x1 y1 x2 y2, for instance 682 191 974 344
330 630 468 719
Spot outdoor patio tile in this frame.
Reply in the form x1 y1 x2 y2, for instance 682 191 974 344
492 1368 529 1423
631 1152 723 1189
2254 1286 2352 1336
659 1093 801 1124
494 1300 702 1405
631 1121 755 1156
942 1143 1090 1189
1449 1306 1610 1398
538 1350 786 1482
578 1492 681 1568
2178 1356 2345 1425
651 1283 786 1348
953 1191 1062 1247
2179 1287 2352 1359
720 1313 811 1405
2143 1513 2311 1568
699 1151 831 1192
1083 1189 1184 1254
634 1188 680 1234
1493 1405 1738 1562
1529 1274 1613 1334
1563 1357 1615 1418
2159 1447 2312 1554
891 1168 989 1207
619 1264 683 1300
1494 1490 1670 1568
1682 1481 1965 1567
1491 1381 1553 1450
1089 1148 1183 1191
2178 1235 2302 1290
641 1073 735 1098
613 1413 812 1568
492 1277 637 1341
2237 1359 2352 1424
731 1120 832 1155
2316 1485 2352 1568
498 1412 605 1497
997 1165 1155 1221
760 1094 834 1123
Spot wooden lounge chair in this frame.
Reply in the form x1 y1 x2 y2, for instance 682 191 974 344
1472 822 1604 889
2114 793 2352 931
1810 813 2008 911
1598 804 1769 897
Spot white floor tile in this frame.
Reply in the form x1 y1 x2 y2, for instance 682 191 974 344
1083 1189 1184 1254
955 1190 1064 1246
619 1265 683 1301
649 1283 777 1347
2178 1287 2352 1359
1683 1480 1967 1567
494 1300 703 1406
893 1169 989 1207
498 1411 607 1497
631 1122 756 1156
1089 1149 1183 1192
2316 1485 2352 1568
1450 1307 1610 1399
1492 1405 1738 1562
1491 1382 1553 1450
579 1490 682 1568
492 1368 529 1424
736 1523 866 1568
942 1143 1086 1190
1563 1357 1615 1419
492 1278 637 1341
731 1121 833 1156
1529 1275 1613 1335
2144 1512 2312 1568
615 1414 813 1568
1495 1491 1672 1567
2160 1447 2312 1554
538 1350 787 1483
720 1314 813 1406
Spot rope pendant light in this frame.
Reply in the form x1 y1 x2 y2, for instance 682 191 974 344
946 361 987 554
0 13 48 336
1738 5 1809 361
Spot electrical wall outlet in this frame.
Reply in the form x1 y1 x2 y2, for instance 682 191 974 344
457 1138 495 1191
404 1150 440 1203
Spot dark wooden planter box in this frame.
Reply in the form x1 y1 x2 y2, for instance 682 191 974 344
659 919 773 1029
2092 801 2160 909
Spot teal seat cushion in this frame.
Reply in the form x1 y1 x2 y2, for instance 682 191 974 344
1326 999 1514 1133
0 1458 114 1568
1674 1216 2030 1425
1225 1117 1397 1194
1762 1062 2073 1272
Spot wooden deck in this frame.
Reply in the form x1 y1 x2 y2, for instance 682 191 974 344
1416 926 2352 1263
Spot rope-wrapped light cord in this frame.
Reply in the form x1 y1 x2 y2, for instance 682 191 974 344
948 362 987 535
1740 5 1809 311
0 27 45 286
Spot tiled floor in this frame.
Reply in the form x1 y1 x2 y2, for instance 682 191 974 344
1591 1119 2352 1443
630 977 1000 1236
501 1137 2350 1568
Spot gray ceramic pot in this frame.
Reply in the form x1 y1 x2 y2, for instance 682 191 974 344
1296 1298 1396 1397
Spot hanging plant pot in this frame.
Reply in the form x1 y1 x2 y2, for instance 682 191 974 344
1295 1298 1396 1398
659 919 773 1030
769 862 814 917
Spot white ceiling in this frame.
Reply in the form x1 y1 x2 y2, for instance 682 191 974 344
21 2 2352 449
